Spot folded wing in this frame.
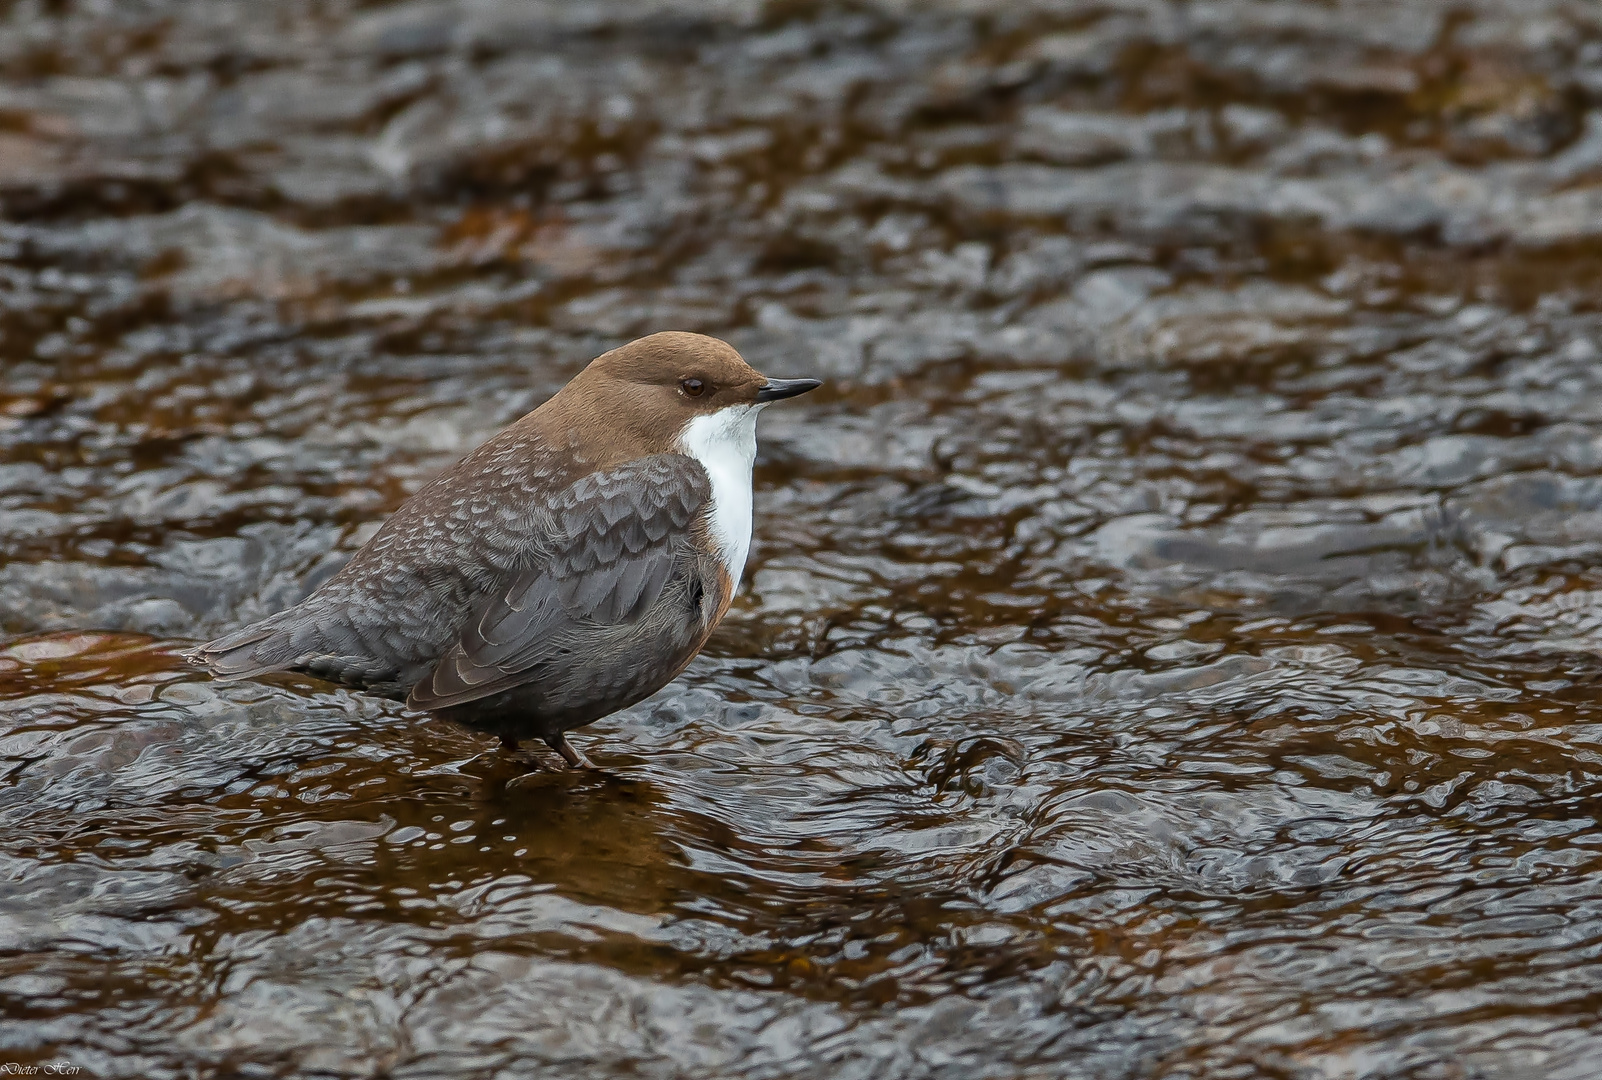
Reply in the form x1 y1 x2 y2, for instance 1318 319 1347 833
406 453 710 711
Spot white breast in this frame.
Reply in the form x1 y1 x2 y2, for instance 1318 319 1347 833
677 404 760 587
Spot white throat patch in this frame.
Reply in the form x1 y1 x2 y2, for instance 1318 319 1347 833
677 404 761 588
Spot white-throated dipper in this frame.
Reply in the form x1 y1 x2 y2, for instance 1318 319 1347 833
184 332 819 767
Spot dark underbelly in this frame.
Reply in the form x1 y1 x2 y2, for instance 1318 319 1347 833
429 626 708 739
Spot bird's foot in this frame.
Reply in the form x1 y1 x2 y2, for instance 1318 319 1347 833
496 733 593 770
543 733 594 770
494 734 549 771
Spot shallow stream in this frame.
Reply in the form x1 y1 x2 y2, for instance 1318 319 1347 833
6 1 1602 1076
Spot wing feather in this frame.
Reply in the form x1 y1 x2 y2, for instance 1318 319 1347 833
407 454 711 712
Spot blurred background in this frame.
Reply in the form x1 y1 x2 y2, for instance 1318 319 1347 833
5 0 1602 1077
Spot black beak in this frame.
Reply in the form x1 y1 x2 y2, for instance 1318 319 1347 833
756 377 822 402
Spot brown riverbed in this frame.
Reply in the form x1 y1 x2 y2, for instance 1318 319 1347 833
5 1 1602 1076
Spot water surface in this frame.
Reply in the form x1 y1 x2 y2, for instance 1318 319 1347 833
5 1 1602 1076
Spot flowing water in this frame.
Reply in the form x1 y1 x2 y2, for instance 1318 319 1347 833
5 1 1602 1076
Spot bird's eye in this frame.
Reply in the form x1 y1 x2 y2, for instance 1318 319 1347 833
680 378 706 397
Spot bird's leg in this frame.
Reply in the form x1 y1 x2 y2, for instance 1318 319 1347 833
497 733 548 770
543 732 594 769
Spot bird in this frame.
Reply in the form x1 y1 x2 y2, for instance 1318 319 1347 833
184 331 820 768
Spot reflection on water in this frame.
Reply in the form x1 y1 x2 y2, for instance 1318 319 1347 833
6 0 1602 1076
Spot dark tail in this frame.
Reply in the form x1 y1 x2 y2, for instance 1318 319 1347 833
184 596 415 695
183 608 317 681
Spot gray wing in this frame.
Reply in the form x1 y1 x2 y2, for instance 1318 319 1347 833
406 453 711 711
